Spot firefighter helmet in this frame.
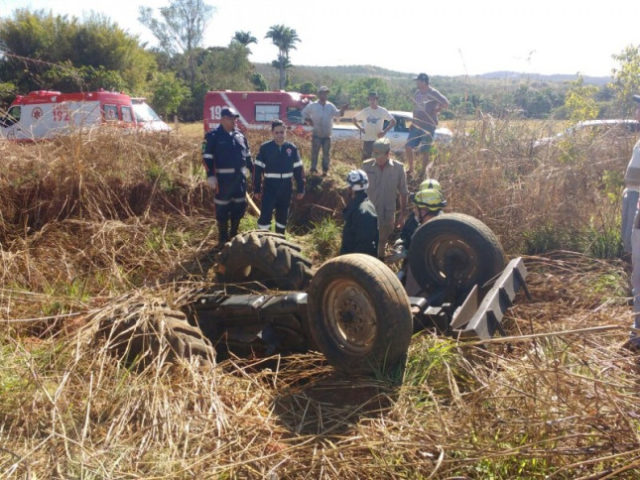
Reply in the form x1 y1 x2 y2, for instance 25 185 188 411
419 178 442 192
413 181 446 211
346 169 369 191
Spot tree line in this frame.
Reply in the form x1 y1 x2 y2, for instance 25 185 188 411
1 2 640 122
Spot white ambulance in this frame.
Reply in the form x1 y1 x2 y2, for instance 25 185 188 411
0 89 170 141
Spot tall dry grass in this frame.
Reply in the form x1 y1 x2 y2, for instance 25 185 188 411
0 121 639 478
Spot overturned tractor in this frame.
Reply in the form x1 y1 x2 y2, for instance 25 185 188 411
90 213 527 377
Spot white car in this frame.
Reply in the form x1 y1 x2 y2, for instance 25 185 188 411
385 111 453 152
533 119 640 150
332 110 453 152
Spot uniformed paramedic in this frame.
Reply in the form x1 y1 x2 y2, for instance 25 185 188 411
253 119 305 234
202 106 253 247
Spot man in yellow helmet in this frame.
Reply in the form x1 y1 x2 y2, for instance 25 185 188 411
387 179 446 292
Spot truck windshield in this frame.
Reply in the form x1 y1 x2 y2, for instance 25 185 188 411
133 102 162 122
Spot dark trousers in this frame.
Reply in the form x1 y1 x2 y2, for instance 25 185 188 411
257 180 293 234
311 135 331 172
362 140 375 160
215 176 247 243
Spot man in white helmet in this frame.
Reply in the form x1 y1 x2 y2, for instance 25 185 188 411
340 169 379 257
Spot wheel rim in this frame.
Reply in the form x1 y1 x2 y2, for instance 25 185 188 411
321 278 377 354
424 233 478 285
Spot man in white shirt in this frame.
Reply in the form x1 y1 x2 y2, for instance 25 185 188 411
353 91 396 160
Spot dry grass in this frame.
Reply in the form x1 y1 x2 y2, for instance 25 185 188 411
1 121 639 478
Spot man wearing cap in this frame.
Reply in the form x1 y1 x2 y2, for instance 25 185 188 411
340 169 378 257
253 119 305 235
625 94 640 350
202 106 253 247
362 137 409 258
405 73 449 176
301 85 348 176
353 91 396 161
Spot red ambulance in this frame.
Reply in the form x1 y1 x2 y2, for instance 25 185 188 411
203 90 315 133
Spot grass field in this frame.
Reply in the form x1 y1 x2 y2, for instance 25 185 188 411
0 118 639 479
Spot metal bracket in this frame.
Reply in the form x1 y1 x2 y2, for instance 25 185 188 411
452 257 528 339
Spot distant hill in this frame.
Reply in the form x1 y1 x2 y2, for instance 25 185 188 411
255 63 611 87
475 71 610 86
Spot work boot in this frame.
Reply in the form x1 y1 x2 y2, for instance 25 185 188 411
217 223 229 248
275 226 285 235
230 219 241 238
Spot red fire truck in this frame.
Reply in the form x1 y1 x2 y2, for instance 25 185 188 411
203 90 315 133
0 89 169 141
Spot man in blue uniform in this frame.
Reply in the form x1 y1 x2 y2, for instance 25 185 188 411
202 107 253 247
253 119 305 234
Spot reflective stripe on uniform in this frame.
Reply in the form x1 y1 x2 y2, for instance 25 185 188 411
217 168 235 174
203 153 213 159
275 222 286 229
292 161 302 168
254 160 266 168
214 198 231 205
231 197 246 203
264 172 294 178
257 223 270 230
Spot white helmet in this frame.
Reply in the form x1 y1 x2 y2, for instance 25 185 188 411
346 169 369 191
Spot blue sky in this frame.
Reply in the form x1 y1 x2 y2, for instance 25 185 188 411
1 0 639 77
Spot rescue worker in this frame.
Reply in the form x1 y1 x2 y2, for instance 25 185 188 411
253 119 305 234
388 179 447 295
340 169 379 257
394 179 446 256
202 106 253 247
362 137 409 259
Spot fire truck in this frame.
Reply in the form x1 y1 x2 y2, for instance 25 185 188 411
0 90 170 141
203 90 315 133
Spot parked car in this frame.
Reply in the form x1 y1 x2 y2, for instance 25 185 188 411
332 110 453 152
385 111 453 152
532 119 640 150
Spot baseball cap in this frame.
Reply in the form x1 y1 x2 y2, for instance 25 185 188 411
368 91 378 98
415 73 429 83
633 94 640 103
372 137 391 153
220 107 240 118
318 85 330 93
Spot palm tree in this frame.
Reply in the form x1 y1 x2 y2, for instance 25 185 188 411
265 25 300 90
232 30 257 52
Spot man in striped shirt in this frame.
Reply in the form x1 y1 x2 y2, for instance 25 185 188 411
253 120 305 234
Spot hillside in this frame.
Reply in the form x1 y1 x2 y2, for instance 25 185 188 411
256 63 610 86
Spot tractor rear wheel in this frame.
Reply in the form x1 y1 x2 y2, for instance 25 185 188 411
216 231 314 290
306 254 412 377
92 294 215 366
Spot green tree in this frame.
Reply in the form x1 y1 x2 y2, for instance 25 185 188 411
138 0 214 90
250 72 267 91
0 10 155 93
564 75 599 122
265 24 300 89
610 44 640 116
232 31 257 52
150 71 189 118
